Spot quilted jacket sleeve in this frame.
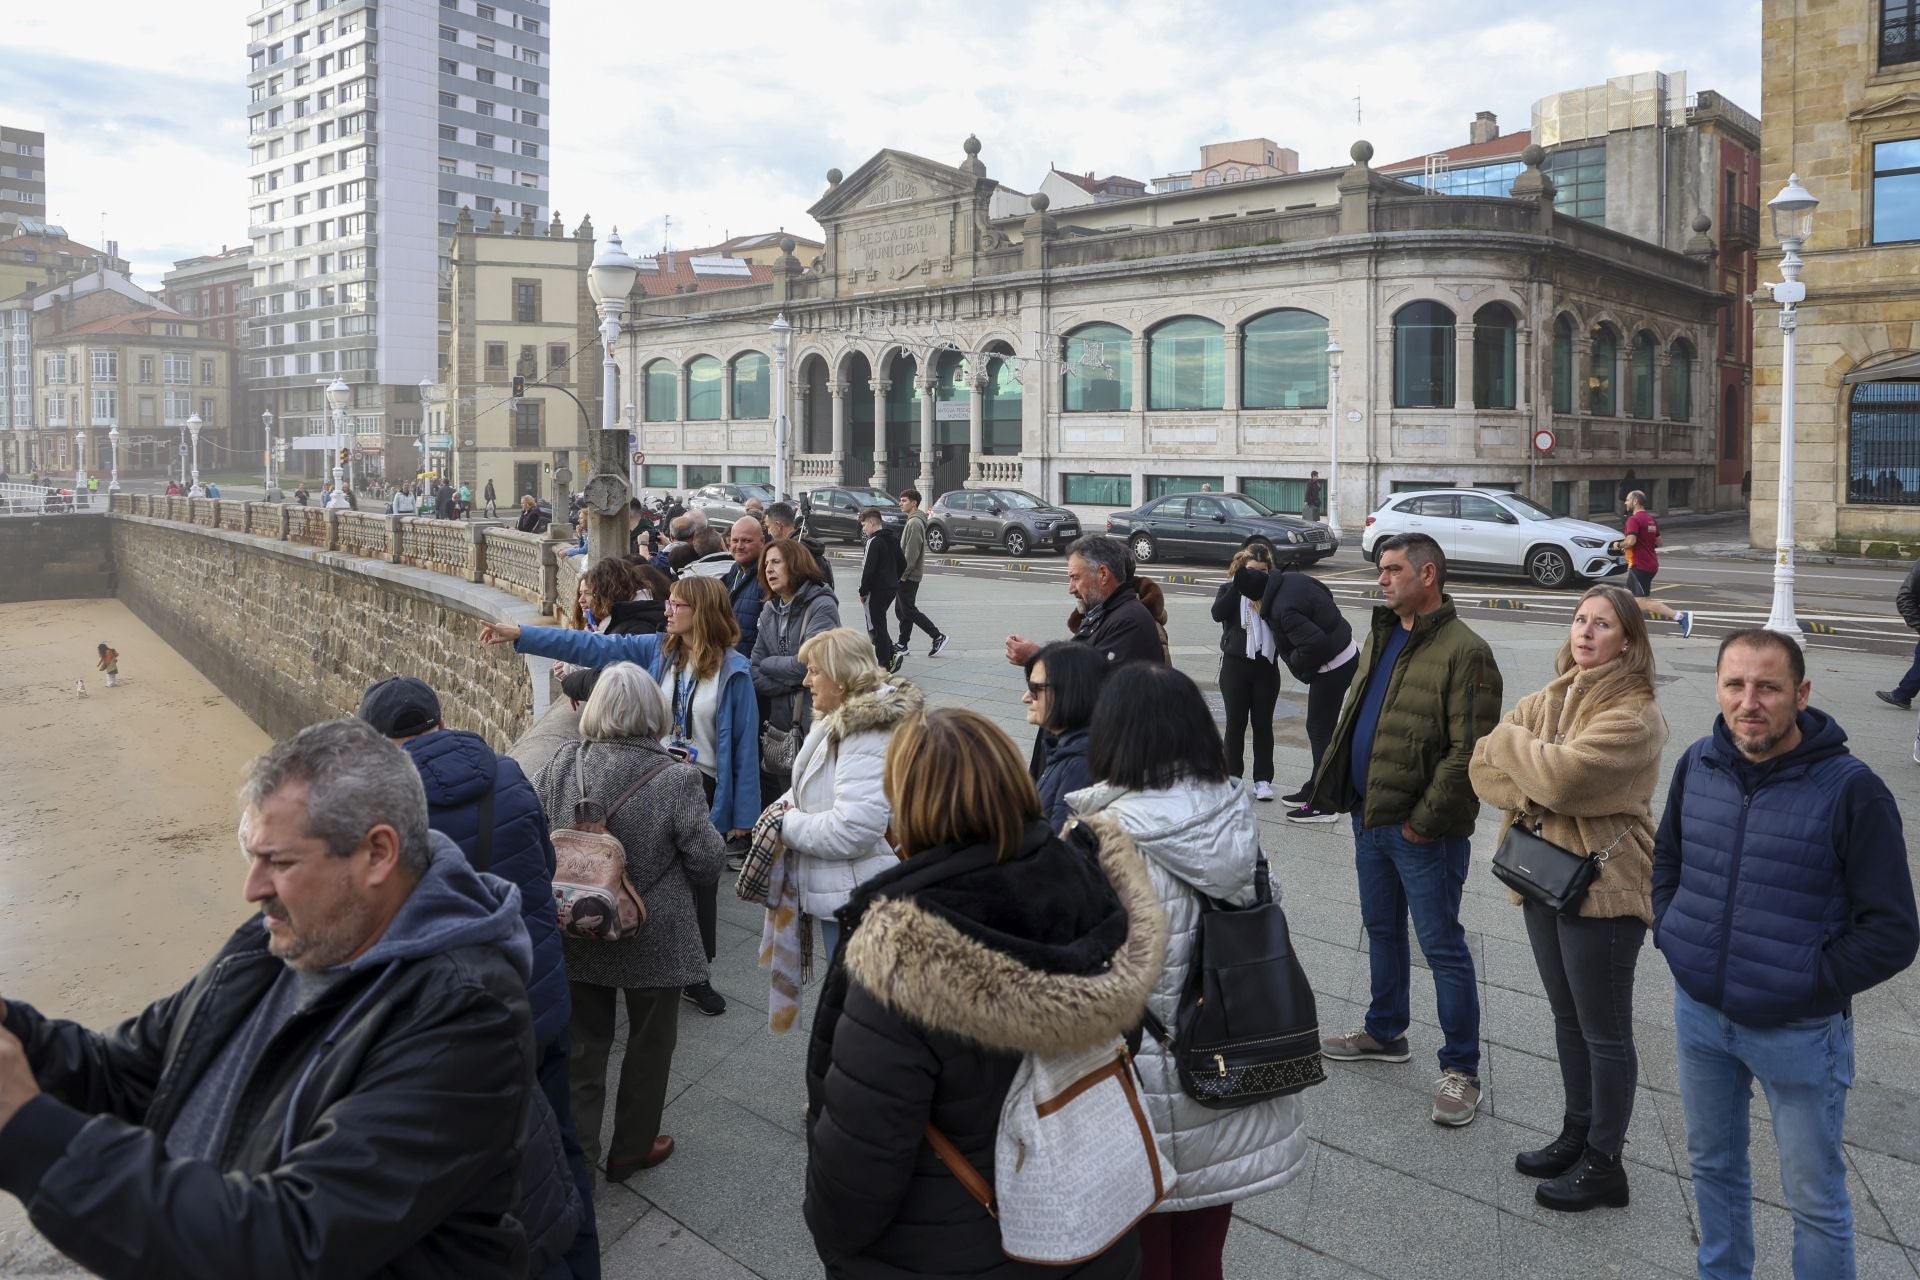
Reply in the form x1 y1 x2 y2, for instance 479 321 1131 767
1407 640 1503 839
782 733 891 862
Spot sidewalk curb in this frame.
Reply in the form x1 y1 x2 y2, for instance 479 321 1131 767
1680 543 1910 573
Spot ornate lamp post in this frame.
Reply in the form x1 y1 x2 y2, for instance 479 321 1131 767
107 423 120 494
325 378 351 508
770 312 793 499
1763 174 1818 644
187 414 203 495
584 229 640 560
1326 338 1343 533
262 408 276 497
73 430 86 499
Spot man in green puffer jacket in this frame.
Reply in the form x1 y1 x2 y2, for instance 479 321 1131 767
1306 532 1503 1128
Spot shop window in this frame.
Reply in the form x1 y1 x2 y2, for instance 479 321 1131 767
1146 473 1224 499
684 464 721 488
1240 476 1306 513
1848 380 1920 504
1061 473 1132 506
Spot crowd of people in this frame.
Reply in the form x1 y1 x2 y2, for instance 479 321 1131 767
0 503 1914 1280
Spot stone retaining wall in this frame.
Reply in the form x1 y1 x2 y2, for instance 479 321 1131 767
0 513 116 603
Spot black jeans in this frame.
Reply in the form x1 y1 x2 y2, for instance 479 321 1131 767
1304 654 1357 780
1219 653 1279 783
894 578 940 646
694 773 720 964
1521 900 1647 1157
863 592 896 665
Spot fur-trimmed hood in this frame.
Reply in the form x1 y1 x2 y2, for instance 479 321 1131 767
842 816 1167 1056
819 677 925 747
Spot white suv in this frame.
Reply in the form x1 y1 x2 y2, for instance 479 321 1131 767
1359 489 1625 589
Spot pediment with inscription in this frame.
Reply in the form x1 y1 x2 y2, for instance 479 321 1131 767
809 149 990 223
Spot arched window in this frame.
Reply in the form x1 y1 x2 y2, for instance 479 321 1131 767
1588 324 1618 416
1205 169 1223 187
983 343 1022 455
1630 331 1658 419
1224 167 1241 183
1551 314 1575 414
1721 386 1741 461
1148 316 1225 410
1849 379 1920 504
642 358 677 422
1472 302 1518 409
1062 323 1132 412
686 355 723 421
800 355 830 453
1393 301 1455 408
1241 309 1328 409
729 351 769 419
1667 339 1696 422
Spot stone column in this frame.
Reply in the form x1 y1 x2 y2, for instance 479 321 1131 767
679 365 691 421
967 373 986 484
916 374 937 495
870 379 890 489
1572 336 1592 422
828 380 848 484
1652 350 1670 430
1613 343 1629 420
1453 323 1476 412
1515 329 1531 407
1222 331 1242 412
1130 337 1149 413
720 362 734 422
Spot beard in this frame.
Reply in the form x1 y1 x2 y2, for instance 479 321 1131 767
261 895 375 971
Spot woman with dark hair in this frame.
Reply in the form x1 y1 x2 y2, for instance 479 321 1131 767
1211 543 1281 800
1069 665 1307 1280
1469 583 1667 1211
561 558 673 703
1022 639 1107 831
804 707 1163 1280
752 536 843 765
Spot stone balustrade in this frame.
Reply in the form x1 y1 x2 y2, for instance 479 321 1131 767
246 503 285 539
398 517 479 580
794 455 839 479
975 457 1027 485
217 501 246 532
335 510 391 560
554 547 582 620
288 507 330 547
482 528 554 610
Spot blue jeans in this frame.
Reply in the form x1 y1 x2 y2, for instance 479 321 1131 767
1352 816 1480 1076
1674 984 1856 1280
821 918 841 965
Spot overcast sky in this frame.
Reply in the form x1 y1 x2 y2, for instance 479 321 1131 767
0 0 1762 287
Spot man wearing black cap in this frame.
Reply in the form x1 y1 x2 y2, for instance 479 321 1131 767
357 677 600 1279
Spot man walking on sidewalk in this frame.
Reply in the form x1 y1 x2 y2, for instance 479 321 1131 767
1615 490 1694 638
1304 470 1324 524
893 488 948 659
1874 554 1920 709
1655 630 1917 1279
858 507 906 673
1308 532 1503 1126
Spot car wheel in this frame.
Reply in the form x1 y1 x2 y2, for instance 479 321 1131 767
1129 532 1157 564
925 522 949 554
1004 527 1030 557
1242 535 1277 562
1361 542 1377 564
1527 545 1574 589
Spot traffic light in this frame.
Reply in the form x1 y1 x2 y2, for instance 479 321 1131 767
511 375 526 398
338 446 350 467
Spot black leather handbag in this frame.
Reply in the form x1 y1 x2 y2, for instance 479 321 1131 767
1143 857 1325 1109
1491 819 1631 915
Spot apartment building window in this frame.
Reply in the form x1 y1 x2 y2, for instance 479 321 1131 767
476 163 494 182
519 80 541 97
518 140 539 158
44 393 66 424
440 57 458 74
201 359 216 386
514 280 539 322
165 353 191 383
477 132 495 149
440 124 459 142
477 35 495 52
485 342 507 371
477 2 495 18
165 392 192 421
439 91 458 108
1884 0 1920 67
520 111 540 127
548 343 567 372
520 15 540 32
513 399 540 448
440 160 457 174
92 350 118 383
92 389 117 423
439 190 458 207
476 100 495 117
439 24 458 41
518 48 540 65
43 353 66 384
474 196 495 213
139 356 155 384
476 68 494 85
1873 140 1920 243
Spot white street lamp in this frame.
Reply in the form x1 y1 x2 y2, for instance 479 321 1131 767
325 377 351 508
771 312 793 499
107 423 120 494
262 408 276 496
585 229 640 557
1763 174 1818 644
1326 338 1344 534
74 430 86 500
187 414 203 496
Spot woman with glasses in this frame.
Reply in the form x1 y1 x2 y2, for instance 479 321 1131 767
482 574 760 1018
1021 640 1108 831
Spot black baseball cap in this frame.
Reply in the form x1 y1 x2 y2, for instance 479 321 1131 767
356 676 442 738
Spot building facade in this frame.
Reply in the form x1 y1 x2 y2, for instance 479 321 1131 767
622 137 1730 526
0 126 46 229
1753 0 1920 553
1153 138 1302 192
161 247 262 464
2 265 149 474
438 205 597 502
243 0 549 485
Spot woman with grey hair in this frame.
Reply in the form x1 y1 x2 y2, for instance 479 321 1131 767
532 662 726 1180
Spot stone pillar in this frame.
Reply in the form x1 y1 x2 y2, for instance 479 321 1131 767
720 362 734 422
1222 331 1242 412
917 374 937 495
384 513 403 563
1130 337 1149 414
870 379 890 489
1572 336 1592 420
275 503 291 540
679 365 691 421
1515 329 1531 407
1613 342 1629 420
1454 323 1476 412
467 520 487 584
1652 350 1670 428
828 380 848 484
324 508 340 552
967 373 986 484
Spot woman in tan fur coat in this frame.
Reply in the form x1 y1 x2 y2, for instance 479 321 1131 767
1468 583 1667 1215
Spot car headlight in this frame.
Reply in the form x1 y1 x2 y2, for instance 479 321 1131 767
1572 537 1606 549
1287 531 1301 543
1035 519 1054 530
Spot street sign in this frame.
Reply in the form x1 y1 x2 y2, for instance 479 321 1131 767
1532 428 1556 453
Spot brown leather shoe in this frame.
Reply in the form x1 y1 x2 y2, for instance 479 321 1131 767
606 1136 675 1182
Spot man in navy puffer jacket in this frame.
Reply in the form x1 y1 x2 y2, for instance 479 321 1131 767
359 677 599 1280
1652 631 1917 1280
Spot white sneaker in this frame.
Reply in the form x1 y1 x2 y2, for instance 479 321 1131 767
1676 610 1694 639
1254 781 1275 802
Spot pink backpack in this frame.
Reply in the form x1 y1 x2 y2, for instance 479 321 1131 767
551 747 671 941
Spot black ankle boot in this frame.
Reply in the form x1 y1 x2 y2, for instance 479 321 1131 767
1514 1118 1588 1179
1535 1147 1630 1212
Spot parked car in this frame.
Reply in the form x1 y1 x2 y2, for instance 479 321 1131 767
923 488 1082 557
1358 488 1625 588
688 481 775 525
799 485 906 542
1104 491 1337 566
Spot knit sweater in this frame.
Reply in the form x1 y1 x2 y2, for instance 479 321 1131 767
1468 657 1668 923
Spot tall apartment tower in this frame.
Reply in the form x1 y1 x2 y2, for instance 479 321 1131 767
0 126 48 229
244 0 549 482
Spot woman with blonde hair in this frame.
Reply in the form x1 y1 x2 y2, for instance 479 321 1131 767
532 663 725 1178
774 627 921 962
803 708 1163 1279
484 573 760 1017
1469 582 1668 1212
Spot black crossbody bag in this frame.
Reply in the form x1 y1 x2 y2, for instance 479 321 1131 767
1490 817 1631 915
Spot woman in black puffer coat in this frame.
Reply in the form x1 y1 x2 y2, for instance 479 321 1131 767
805 707 1165 1280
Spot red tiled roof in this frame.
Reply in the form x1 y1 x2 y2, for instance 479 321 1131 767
44 307 188 340
634 255 775 297
1379 130 1534 174
0 233 112 259
1052 169 1147 194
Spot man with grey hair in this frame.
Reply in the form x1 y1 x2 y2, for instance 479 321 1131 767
1005 533 1167 669
0 719 555 1276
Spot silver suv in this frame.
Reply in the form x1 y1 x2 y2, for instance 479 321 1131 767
924 488 1083 557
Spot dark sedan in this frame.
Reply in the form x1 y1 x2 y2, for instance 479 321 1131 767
799 485 906 542
1105 491 1338 566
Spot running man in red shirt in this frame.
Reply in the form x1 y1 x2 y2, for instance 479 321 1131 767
1614 490 1694 637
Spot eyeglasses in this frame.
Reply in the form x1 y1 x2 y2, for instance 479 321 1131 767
664 598 693 610
1025 681 1051 697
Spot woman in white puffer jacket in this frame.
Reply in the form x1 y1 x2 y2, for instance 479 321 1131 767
779 627 925 960
1068 663 1307 1280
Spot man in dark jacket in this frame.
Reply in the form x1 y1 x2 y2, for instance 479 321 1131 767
1874 557 1920 708
1654 630 1917 1278
858 507 906 673
723 516 767 656
1310 533 1501 1127
1005 534 1167 671
0 720 546 1278
357 678 598 1279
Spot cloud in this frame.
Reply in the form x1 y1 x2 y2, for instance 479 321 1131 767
0 0 1760 287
